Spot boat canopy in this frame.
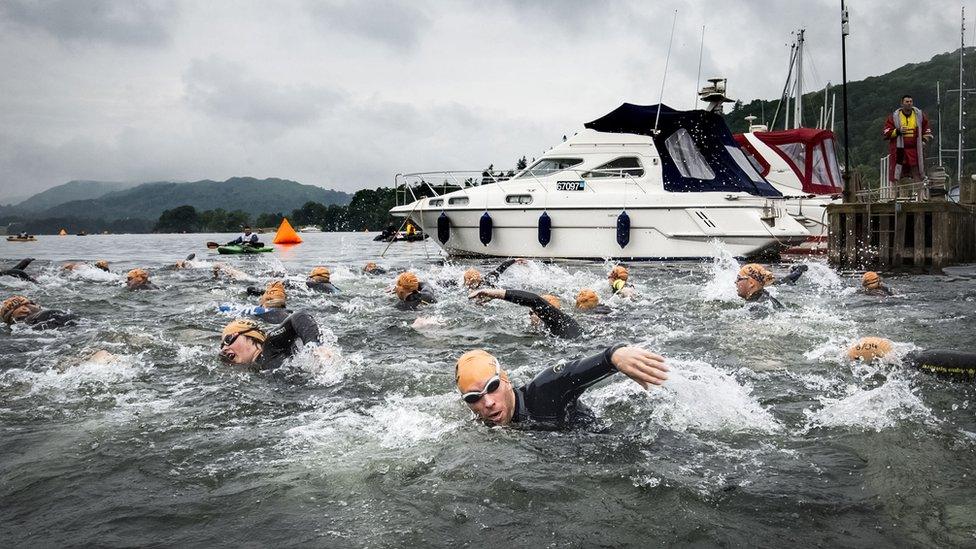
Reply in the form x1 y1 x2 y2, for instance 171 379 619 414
584 103 781 196
734 128 843 195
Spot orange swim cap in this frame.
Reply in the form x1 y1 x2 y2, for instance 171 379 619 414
126 268 149 283
61 263 78 271
862 271 881 289
738 264 774 287
847 337 894 361
1 295 34 324
94 260 109 272
575 289 599 310
463 268 482 289
395 272 420 301
541 294 561 309
260 280 287 308
455 349 509 392
221 318 267 343
364 262 378 273
609 265 629 282
309 266 331 283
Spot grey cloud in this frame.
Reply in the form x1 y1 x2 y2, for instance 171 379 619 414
305 0 430 51
183 57 346 134
0 0 178 47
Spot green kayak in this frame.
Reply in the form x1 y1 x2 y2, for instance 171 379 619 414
217 244 275 255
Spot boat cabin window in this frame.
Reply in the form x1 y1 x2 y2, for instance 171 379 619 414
448 196 469 205
517 157 583 178
811 144 830 186
776 142 806 178
428 198 443 207
725 146 765 183
823 138 842 188
665 129 715 180
506 194 533 204
581 156 644 178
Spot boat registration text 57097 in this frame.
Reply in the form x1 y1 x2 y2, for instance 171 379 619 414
556 181 586 191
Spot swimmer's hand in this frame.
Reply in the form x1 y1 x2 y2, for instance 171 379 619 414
469 288 505 304
611 346 669 389
313 345 337 362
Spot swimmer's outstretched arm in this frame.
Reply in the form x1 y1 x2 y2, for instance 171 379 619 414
469 288 582 339
12 258 34 271
484 258 527 285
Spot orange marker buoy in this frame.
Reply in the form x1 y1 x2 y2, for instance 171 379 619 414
273 218 303 245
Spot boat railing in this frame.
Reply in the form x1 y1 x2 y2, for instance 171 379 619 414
394 168 649 207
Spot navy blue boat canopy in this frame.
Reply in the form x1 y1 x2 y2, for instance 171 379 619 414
584 103 781 196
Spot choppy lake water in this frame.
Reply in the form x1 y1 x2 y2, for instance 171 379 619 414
1 232 975 547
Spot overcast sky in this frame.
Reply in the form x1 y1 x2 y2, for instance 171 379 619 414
0 0 967 201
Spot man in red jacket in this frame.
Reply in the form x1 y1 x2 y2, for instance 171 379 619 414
883 95 933 183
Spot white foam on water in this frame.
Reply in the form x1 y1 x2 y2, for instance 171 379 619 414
64 264 120 282
698 242 741 303
801 377 935 432
2 352 147 403
586 358 781 434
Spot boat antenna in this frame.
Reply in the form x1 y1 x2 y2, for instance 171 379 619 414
693 24 705 110
654 9 678 134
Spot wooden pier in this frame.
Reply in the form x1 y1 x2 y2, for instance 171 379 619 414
827 180 976 271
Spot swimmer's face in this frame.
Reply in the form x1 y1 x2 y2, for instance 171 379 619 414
735 276 759 299
219 334 263 365
464 377 515 426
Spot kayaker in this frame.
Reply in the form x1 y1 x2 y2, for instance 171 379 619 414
227 225 262 247
468 288 582 339
1 258 37 283
218 313 324 370
1 295 77 330
455 344 668 429
307 267 340 294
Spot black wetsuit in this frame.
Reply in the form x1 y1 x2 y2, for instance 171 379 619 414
511 344 625 429
128 282 158 291
18 309 77 330
864 285 894 297
255 307 291 324
306 279 340 294
481 259 519 288
581 304 613 315
364 266 389 275
1 258 36 283
254 311 321 370
745 289 784 310
905 350 976 380
396 282 437 310
502 289 582 339
773 265 808 286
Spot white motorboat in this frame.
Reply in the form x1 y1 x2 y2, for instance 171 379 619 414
390 103 809 260
300 225 322 233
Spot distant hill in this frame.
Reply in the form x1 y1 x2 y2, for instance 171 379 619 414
724 47 976 183
16 180 134 212
35 177 351 221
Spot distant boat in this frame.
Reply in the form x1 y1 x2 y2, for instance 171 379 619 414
300 226 322 233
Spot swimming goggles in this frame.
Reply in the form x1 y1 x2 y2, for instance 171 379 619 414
460 361 502 404
221 328 259 348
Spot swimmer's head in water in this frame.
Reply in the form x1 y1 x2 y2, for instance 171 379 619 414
609 265 629 283
126 268 150 288
364 262 378 273
260 281 287 308
94 260 109 272
575 289 599 310
219 318 266 364
736 263 773 299
395 272 420 301
862 271 882 289
61 263 78 272
847 337 894 361
463 268 482 289
309 266 331 283
1 295 38 324
456 349 514 425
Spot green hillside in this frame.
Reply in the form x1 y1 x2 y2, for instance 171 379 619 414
16 180 134 211
725 47 976 185
38 176 350 220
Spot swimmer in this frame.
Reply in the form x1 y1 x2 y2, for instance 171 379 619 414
455 345 668 429
861 271 894 296
735 264 782 309
218 313 323 370
608 265 636 298
220 280 291 323
126 268 157 291
173 253 197 269
363 262 388 275
468 288 582 339
575 289 612 315
212 263 250 281
463 258 528 290
847 336 976 380
1 258 37 283
1 295 77 330
62 259 111 273
306 267 340 294
394 272 436 310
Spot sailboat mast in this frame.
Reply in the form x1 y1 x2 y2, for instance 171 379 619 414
794 29 805 129
958 7 965 182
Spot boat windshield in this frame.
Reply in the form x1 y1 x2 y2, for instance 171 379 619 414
581 156 644 179
517 158 583 178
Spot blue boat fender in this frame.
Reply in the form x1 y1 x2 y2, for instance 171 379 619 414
616 211 631 248
437 212 450 244
538 212 552 247
479 212 493 246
